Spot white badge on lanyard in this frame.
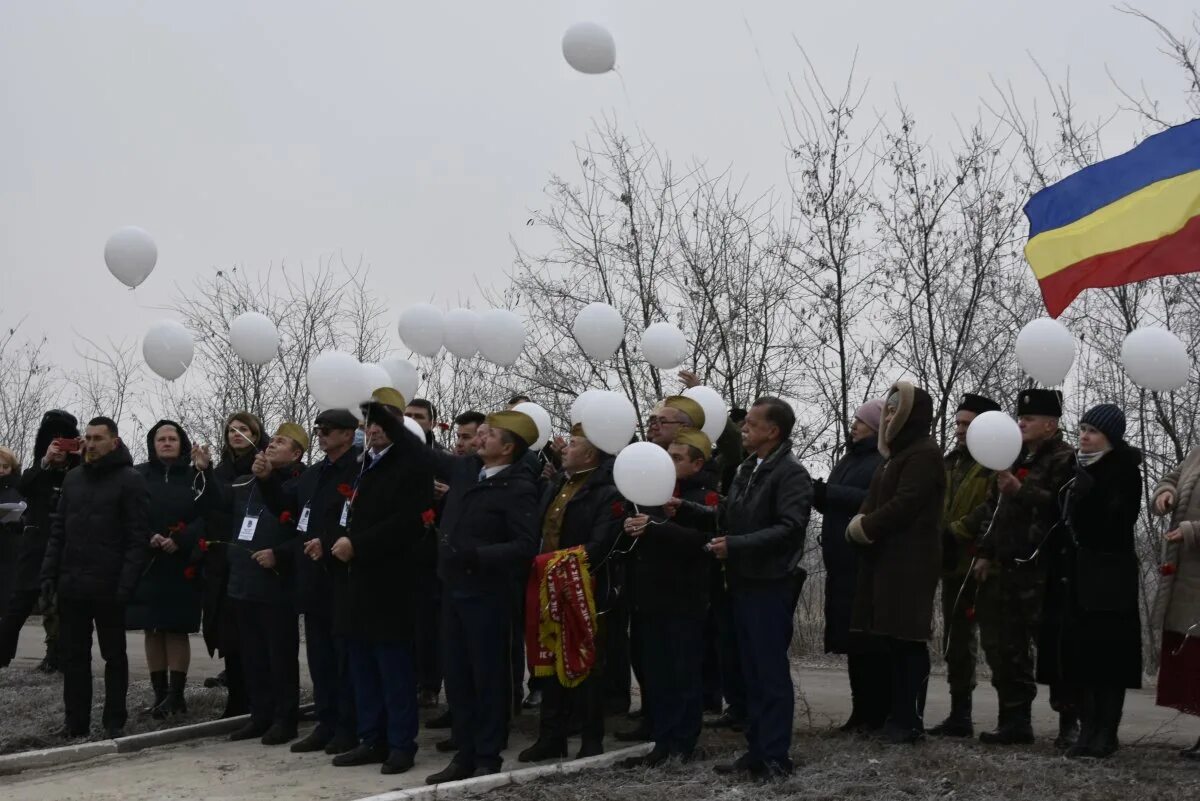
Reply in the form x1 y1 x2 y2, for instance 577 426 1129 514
238 515 259 542
297 505 312 533
339 501 350 528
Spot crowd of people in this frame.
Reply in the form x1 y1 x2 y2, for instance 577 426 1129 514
0 374 1197 783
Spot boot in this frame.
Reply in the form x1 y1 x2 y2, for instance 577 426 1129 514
576 738 604 759
518 738 567 763
37 647 60 674
1181 735 1200 761
1066 689 1096 759
614 721 652 742
979 704 1034 745
1054 710 1080 751
143 671 168 716
927 692 973 738
153 671 188 719
1087 688 1123 758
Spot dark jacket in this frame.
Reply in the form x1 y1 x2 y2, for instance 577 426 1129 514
0 473 23 605
848 383 947 642
331 427 435 643
1037 445 1143 689
41 442 150 601
537 458 624 610
221 461 303 605
258 445 362 615
126 420 206 632
816 436 883 654
630 472 717 619
14 410 80 593
677 439 812 589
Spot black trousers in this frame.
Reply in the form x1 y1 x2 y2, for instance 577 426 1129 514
444 590 512 770
714 581 747 718
604 593 633 714
0 589 41 665
305 608 355 740
643 614 704 754
731 583 794 765
58 596 128 733
234 598 300 729
886 638 930 733
415 575 443 695
509 579 528 709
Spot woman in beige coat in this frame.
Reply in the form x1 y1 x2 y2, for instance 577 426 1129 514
1151 448 1200 760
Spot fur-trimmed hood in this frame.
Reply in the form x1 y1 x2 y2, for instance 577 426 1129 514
879 381 934 458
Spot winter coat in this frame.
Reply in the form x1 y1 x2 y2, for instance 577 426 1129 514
41 442 150 601
816 436 883 654
537 459 624 611
1037 445 1143 689
257 445 362 616
0 473 23 605
220 460 304 605
1152 446 1200 637
629 472 718 620
14 410 80 593
943 448 993 575
967 432 1076 566
331 427 435 643
848 382 947 642
677 439 812 590
126 420 206 632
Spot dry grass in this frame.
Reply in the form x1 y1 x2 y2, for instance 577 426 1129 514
481 729 1200 801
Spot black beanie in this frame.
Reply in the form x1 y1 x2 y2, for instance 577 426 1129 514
1080 403 1126 444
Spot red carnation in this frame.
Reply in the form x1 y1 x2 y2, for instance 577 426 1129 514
183 565 197 581
1015 467 1030 481
437 422 450 432
965 606 976 622
337 483 354 498
422 508 436 526
1161 563 1178 577
168 521 186 535
611 501 625 519
198 538 209 553
704 491 720 507
279 510 293 524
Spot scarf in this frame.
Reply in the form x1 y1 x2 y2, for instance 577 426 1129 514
1076 448 1110 468
525 546 598 688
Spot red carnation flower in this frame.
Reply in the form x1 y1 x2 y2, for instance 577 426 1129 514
422 508 436 526
965 606 976 622
198 538 209 553
704 491 720 507
1161 563 1178 577
611 501 625 519
168 521 186 535
1015 467 1030 481
183 565 197 581
337 483 354 498
437 422 450 432
279 510 293 525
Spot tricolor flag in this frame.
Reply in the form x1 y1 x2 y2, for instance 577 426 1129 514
1023 119 1200 317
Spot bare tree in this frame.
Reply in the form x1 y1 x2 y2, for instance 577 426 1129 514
0 317 57 464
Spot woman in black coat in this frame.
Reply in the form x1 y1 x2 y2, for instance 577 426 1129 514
126 420 207 717
1037 404 1142 759
0 447 24 614
814 399 886 732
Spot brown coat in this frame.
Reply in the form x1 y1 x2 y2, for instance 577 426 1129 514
848 381 947 642
1152 446 1200 636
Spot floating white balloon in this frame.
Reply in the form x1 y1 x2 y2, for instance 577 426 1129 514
1121 327 1190 392
360 363 394 397
965 410 1022 471
570 389 606 425
443 308 480 359
1015 317 1075 386
142 320 194 381
562 22 617 74
683 385 727 441
641 322 688 370
613 442 676 507
475 309 526 367
228 311 279 366
403 415 426 441
397 304 445 358
580 391 637 455
379 357 420 403
573 302 625 361
105 226 158 289
307 350 370 411
512 402 552 451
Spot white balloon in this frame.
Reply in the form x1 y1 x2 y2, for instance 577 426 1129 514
965 411 1022 472
403 415 426 441
228 311 279 366
580 391 637 455
570 389 606 425
1015 317 1075 385
562 22 617 74
360 363 393 396
573 302 625 361
1121 327 1191 392
379 357 420 402
397 304 445 358
104 226 157 289
683 386 727 441
142 320 194 381
613 442 676 507
443 308 480 359
512 402 552 451
641 322 688 370
307 350 370 411
475 309 526 367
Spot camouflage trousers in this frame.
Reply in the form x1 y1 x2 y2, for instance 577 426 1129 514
939 572 978 696
976 563 1043 710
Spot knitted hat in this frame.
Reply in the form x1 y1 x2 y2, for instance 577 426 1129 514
854 399 885 432
957 393 1001 415
1080 403 1126 444
1016 388 1063 418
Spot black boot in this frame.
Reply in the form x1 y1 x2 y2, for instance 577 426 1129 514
37 644 60 674
1087 688 1124 758
153 671 188 719
927 692 973 738
1054 710 1080 751
1182 735 1200 761
518 738 567 763
979 704 1034 745
143 671 168 716
1066 689 1096 759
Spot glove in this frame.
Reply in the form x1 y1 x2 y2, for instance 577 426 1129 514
812 478 827 510
449 547 480 573
39 579 56 613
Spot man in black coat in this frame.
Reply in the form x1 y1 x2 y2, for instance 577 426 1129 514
0 409 80 672
669 397 812 779
518 424 623 763
411 409 540 785
40 416 149 738
622 427 720 767
255 408 362 756
405 397 445 710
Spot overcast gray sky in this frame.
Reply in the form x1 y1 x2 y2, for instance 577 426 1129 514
1 1 1192 372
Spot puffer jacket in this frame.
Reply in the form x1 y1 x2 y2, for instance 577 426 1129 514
1152 446 1200 636
15 410 81 593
